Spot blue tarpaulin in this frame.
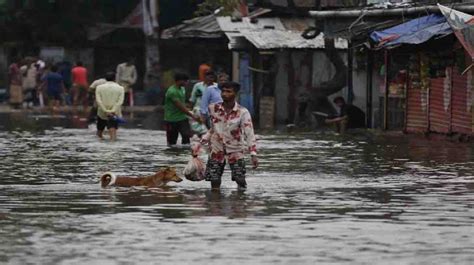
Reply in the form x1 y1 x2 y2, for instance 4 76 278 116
370 14 453 47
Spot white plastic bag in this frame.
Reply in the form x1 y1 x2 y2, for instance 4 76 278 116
183 157 206 181
183 136 206 181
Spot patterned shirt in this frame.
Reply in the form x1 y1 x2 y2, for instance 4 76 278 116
202 102 257 163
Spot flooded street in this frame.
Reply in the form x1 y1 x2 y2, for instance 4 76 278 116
1 113 473 264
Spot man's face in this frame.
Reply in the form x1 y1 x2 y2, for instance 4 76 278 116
221 87 236 102
218 76 228 87
177 80 188 87
335 101 344 109
205 74 216 84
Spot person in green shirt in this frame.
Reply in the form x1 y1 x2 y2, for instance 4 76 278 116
164 72 200 146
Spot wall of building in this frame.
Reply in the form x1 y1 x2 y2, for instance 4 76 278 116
271 49 368 126
159 38 232 81
0 46 7 89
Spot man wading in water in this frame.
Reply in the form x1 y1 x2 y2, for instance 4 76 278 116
202 81 258 190
95 72 124 141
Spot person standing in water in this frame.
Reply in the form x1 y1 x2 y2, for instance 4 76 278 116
163 72 201 146
202 81 258 190
95 72 124 141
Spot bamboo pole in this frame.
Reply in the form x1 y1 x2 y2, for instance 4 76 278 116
309 5 474 18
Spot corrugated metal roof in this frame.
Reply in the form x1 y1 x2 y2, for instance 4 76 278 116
217 17 286 32
161 14 223 39
217 16 348 50
240 29 348 49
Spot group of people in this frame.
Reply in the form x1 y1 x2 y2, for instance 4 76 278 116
163 68 258 190
8 57 45 108
7 56 138 112
91 64 259 190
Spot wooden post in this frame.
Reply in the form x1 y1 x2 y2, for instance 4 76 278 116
383 49 390 130
366 49 373 128
347 41 354 104
232 52 240 82
404 60 410 133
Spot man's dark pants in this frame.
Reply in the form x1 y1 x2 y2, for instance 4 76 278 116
97 117 118 131
165 120 192 145
205 158 247 188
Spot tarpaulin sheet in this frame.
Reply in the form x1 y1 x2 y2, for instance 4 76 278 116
370 14 452 47
438 4 474 61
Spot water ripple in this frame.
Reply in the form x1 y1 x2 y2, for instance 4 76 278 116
0 116 473 264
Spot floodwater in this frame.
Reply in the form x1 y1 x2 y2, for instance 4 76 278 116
1 112 473 264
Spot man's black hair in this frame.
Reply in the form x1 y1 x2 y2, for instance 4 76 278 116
333 96 346 104
205 70 216 78
76 61 83 67
174 72 189 82
105 71 115 81
51 65 58 72
222 81 241 93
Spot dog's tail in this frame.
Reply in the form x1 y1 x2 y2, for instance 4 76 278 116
100 172 116 188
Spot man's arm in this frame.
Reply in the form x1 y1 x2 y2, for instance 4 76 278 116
200 127 213 144
89 80 97 91
325 116 348 124
112 87 125 114
173 99 198 120
115 65 121 82
96 88 113 113
241 110 258 169
96 88 106 112
130 66 137 85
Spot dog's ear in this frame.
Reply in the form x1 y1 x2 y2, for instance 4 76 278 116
100 172 116 188
100 174 111 188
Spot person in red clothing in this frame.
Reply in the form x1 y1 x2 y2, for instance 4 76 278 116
71 61 89 109
198 61 211 82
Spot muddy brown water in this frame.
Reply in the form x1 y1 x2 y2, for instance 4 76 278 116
0 112 473 264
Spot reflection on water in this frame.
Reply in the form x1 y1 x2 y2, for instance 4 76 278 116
0 113 473 264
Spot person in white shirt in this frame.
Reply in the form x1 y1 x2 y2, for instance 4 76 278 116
87 76 107 122
20 58 38 108
96 72 125 141
115 58 137 106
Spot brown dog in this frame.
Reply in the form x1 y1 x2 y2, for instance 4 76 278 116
100 167 183 188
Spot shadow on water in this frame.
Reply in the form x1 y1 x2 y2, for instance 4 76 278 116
100 188 256 219
1 112 474 264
